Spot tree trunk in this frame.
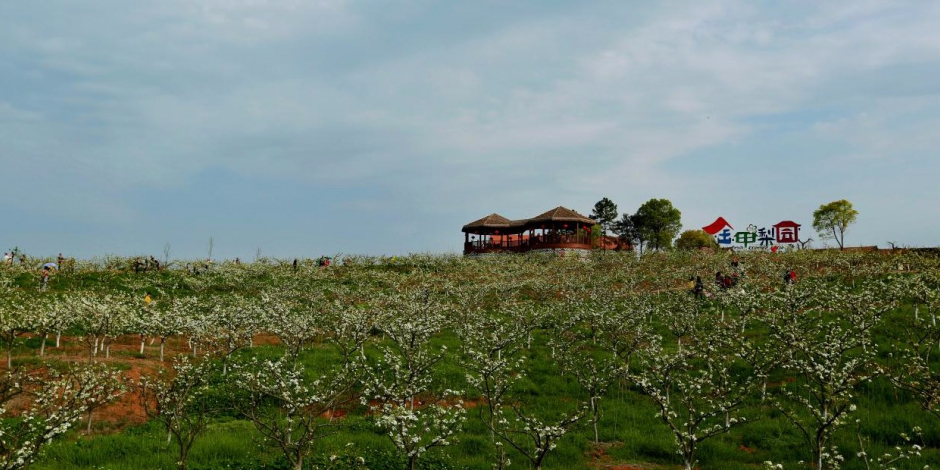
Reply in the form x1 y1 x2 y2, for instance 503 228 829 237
816 410 826 470
178 443 188 470
489 412 496 442
56 330 61 348
534 453 546 470
591 396 599 443
6 330 14 368
40 333 47 356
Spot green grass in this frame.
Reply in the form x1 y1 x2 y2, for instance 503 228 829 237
7 251 940 469
29 326 940 470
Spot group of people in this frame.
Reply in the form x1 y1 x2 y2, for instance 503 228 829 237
3 251 67 267
133 256 161 274
685 257 745 298
2 250 68 290
686 271 741 297
687 262 798 298
3 251 26 266
187 259 213 275
714 271 740 290
39 254 68 290
717 257 743 291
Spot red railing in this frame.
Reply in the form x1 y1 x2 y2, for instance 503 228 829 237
464 233 593 254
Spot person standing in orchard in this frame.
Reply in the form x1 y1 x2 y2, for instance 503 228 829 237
40 266 51 290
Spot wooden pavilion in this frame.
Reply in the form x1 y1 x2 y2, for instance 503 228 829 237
462 206 596 254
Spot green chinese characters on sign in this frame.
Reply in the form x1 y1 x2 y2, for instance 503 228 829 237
734 231 757 248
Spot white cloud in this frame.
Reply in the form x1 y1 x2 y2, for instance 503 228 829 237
2 0 940 254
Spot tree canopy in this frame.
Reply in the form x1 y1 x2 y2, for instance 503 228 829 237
612 213 638 250
633 199 682 252
590 198 619 238
812 199 858 250
675 230 719 251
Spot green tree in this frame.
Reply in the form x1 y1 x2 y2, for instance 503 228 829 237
675 230 719 250
633 199 682 252
590 198 619 245
812 199 858 250
612 213 639 252
587 224 602 248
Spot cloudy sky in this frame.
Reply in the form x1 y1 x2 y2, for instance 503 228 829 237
2 0 939 259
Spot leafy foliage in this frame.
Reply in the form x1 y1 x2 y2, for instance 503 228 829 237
813 199 859 249
633 198 683 251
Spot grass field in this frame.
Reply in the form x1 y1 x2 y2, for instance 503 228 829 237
1 250 939 470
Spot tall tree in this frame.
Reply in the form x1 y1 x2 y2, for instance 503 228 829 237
612 213 639 252
590 198 619 243
812 199 858 250
633 198 682 252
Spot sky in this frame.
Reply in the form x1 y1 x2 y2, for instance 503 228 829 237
2 0 939 260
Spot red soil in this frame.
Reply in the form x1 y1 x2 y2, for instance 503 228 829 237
587 442 667 470
7 332 236 434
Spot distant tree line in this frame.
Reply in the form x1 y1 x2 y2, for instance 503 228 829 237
589 197 859 252
590 197 682 253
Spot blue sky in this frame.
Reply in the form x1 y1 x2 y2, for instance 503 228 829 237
2 0 939 259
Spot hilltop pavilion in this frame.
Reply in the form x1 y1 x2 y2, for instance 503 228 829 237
461 206 596 254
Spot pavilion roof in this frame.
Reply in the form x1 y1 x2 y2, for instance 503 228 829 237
462 213 513 232
462 207 596 234
526 206 596 225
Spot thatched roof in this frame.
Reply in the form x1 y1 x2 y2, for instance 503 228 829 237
526 206 595 225
463 207 596 233
462 213 513 232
